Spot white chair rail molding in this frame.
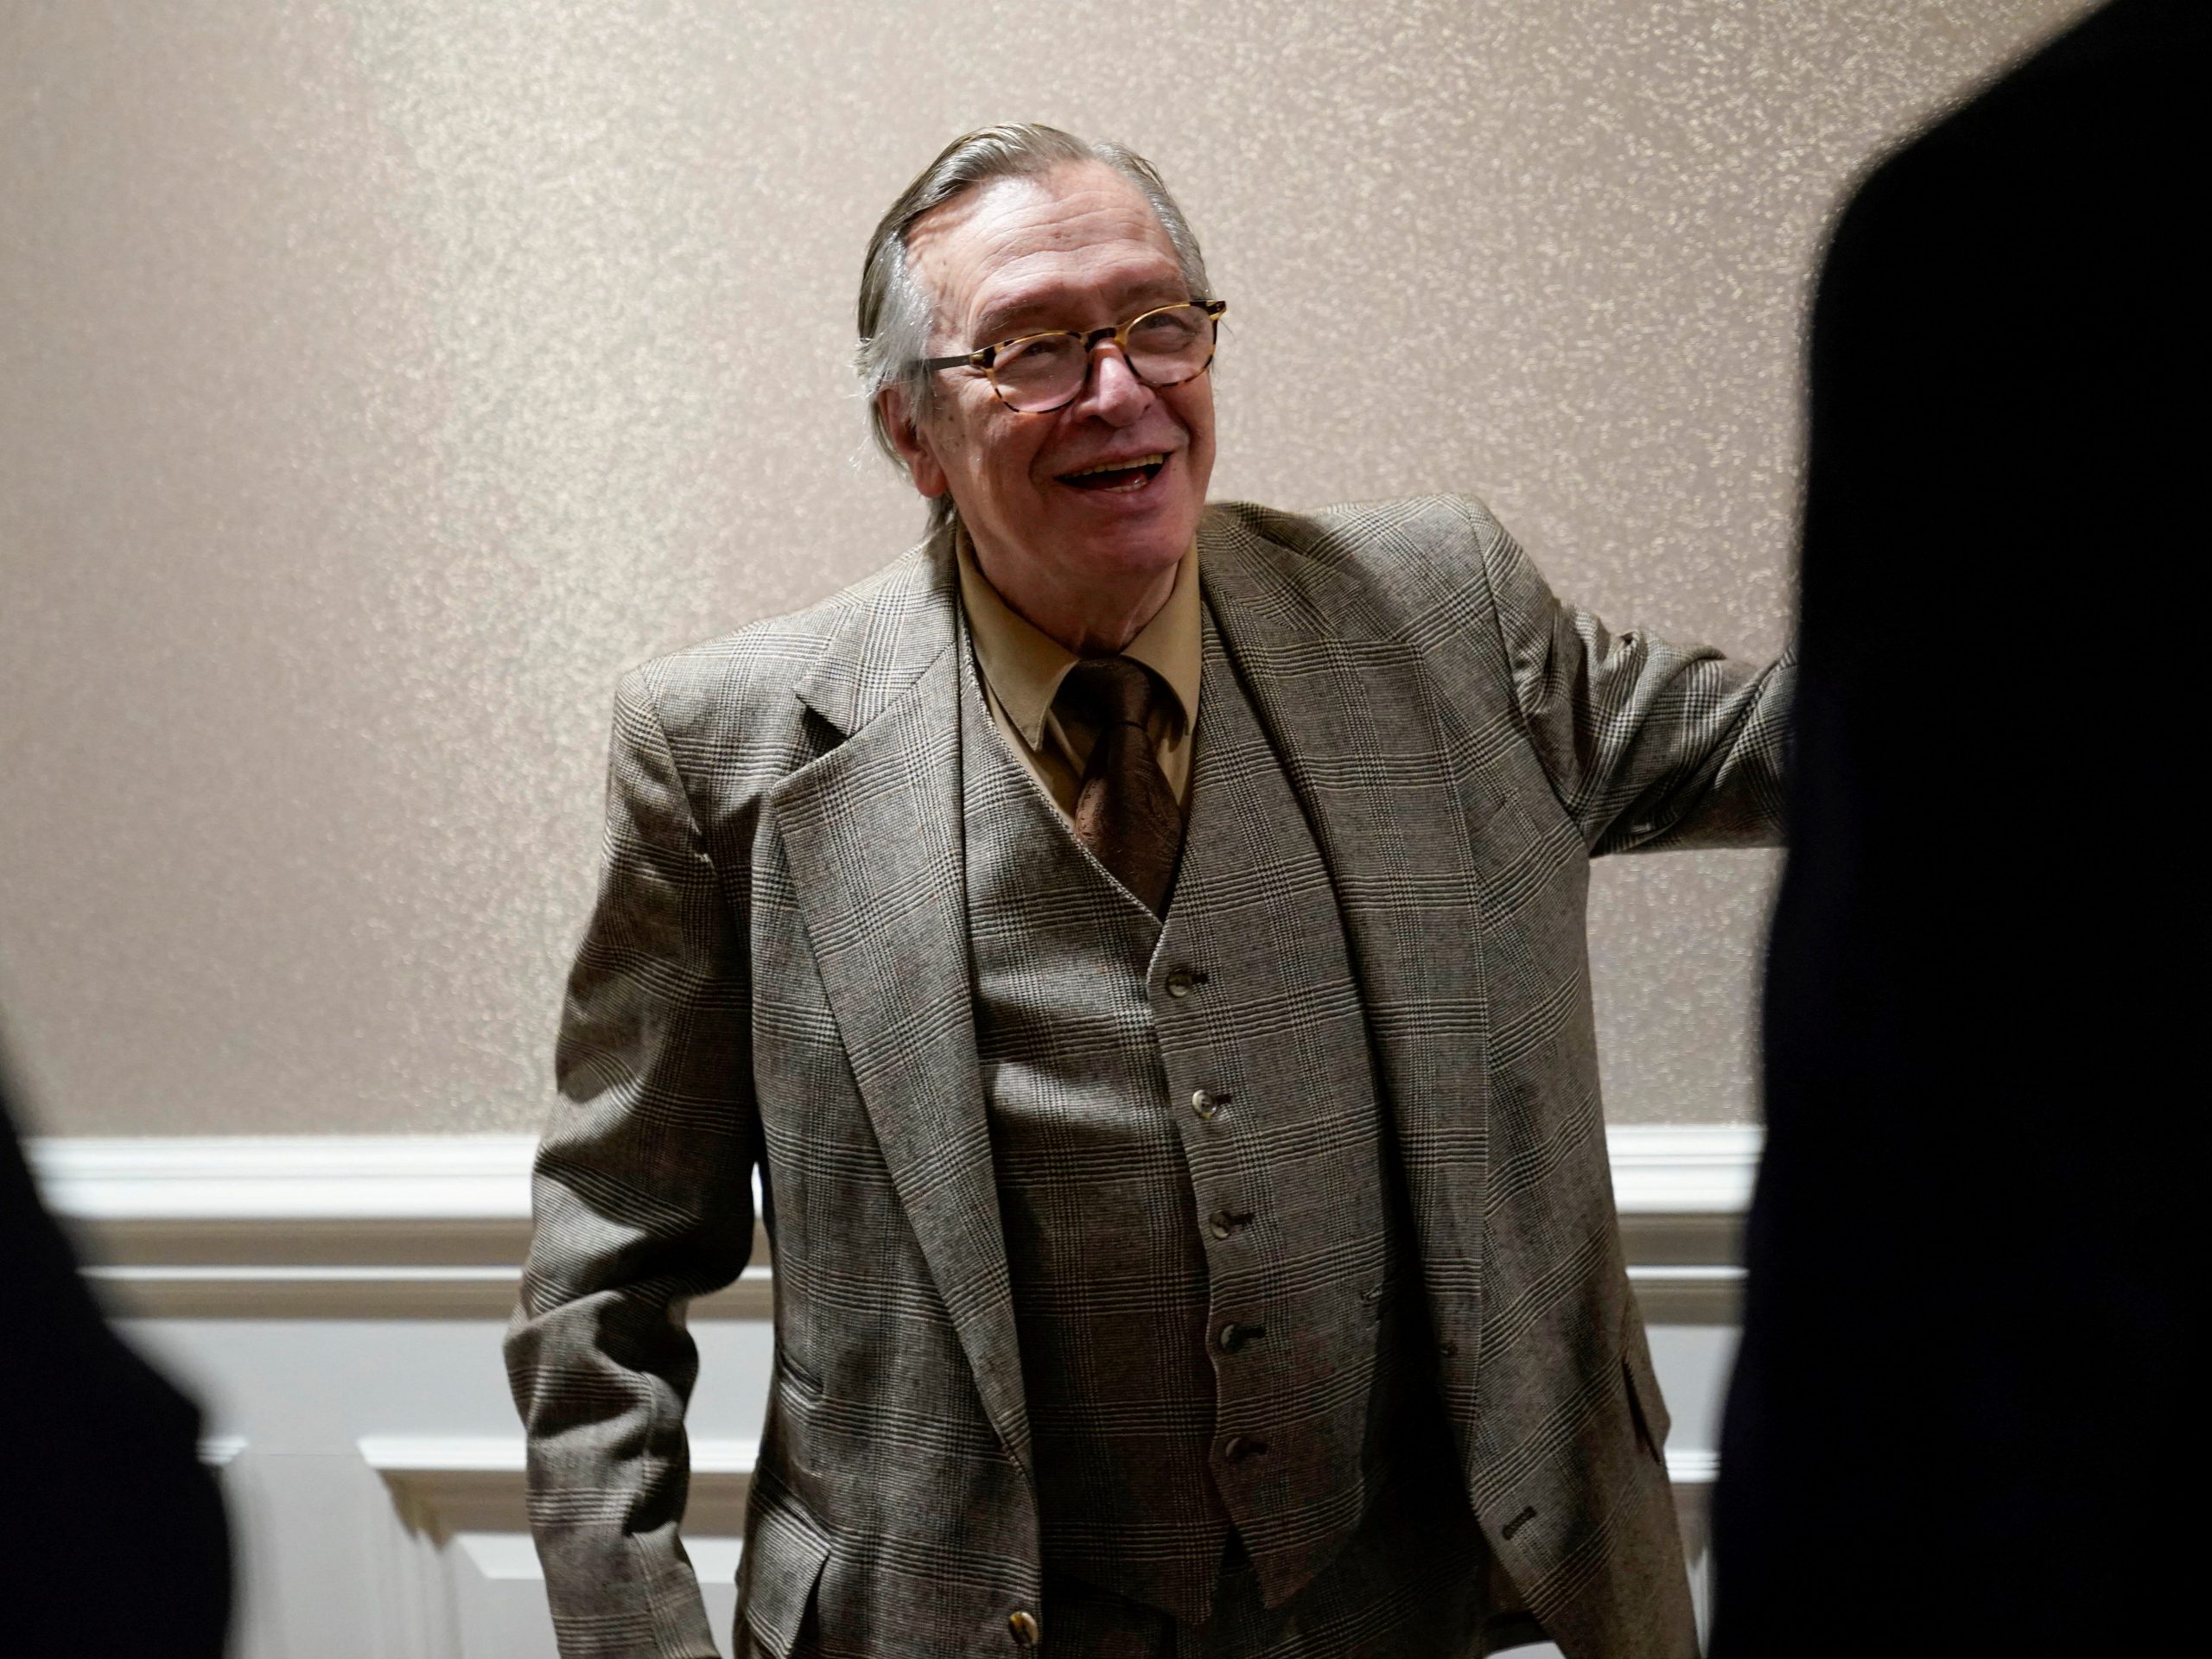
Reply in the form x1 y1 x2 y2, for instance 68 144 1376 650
33 1125 1756 1658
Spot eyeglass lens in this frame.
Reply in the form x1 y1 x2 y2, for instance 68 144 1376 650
990 304 1216 413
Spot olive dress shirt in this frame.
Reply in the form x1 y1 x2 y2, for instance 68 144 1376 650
954 531 1201 816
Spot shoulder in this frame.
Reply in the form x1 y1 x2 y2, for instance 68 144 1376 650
1210 491 1505 562
601 537 951 815
618 539 941 741
1202 492 1519 626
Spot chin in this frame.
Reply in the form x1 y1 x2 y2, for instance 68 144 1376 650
1043 451 1206 563
1071 520 1193 582
1068 484 1203 560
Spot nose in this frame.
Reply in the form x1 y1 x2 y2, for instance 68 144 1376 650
1074 340 1152 424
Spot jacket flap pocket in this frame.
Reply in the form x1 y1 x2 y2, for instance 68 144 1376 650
739 1478 834 1659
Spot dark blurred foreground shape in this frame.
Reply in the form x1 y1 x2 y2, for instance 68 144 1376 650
0 1058 232 1657
1713 0 2200 1650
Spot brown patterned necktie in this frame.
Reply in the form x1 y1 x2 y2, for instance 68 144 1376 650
1058 657 1184 916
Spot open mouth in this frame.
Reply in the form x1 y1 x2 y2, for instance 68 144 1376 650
1057 452 1168 493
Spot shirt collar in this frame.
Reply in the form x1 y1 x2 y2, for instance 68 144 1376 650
955 530 1201 747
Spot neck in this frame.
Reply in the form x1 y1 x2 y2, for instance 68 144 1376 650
971 540 1179 657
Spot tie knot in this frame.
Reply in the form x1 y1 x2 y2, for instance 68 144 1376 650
1060 657 1160 730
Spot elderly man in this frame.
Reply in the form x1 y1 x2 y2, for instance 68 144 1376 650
508 125 1789 1659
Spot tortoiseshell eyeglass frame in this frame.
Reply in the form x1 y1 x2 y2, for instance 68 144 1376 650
917 298 1229 413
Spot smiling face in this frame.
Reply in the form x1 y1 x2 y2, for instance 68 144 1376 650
884 162 1217 626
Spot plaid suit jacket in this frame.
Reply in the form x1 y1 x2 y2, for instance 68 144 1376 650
505 493 1792 1659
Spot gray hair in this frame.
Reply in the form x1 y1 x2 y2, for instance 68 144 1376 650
856 124 1212 534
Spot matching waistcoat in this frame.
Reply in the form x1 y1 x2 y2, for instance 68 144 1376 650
960 605 1454 1627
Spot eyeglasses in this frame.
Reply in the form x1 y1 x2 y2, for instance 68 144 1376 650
918 299 1227 414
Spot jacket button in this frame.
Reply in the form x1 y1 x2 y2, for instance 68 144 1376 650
1008 1608 1041 1646
1217 1320 1265 1353
1223 1433 1269 1463
1166 968 1198 997
1208 1207 1254 1241
1191 1088 1217 1120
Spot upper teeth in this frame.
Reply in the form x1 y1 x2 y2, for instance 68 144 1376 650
1067 454 1166 477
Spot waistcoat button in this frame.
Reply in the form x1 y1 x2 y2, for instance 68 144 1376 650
1008 1608 1041 1646
1191 1088 1218 1120
1208 1207 1253 1241
1222 1433 1269 1463
1217 1320 1266 1353
1166 969 1197 997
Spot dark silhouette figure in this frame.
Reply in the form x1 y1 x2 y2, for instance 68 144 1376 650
0 1057 232 1657
1713 1 2200 1649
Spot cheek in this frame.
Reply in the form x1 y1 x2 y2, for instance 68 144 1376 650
928 391 993 468
1173 395 1217 483
950 410 1033 490
986 425 1053 494
1168 385 1214 450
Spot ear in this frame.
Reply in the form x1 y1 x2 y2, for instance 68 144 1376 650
878 385 950 501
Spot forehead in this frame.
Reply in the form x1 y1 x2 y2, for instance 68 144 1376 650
906 162 1183 339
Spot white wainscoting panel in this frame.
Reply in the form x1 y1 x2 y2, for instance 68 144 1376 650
36 1128 1751 1658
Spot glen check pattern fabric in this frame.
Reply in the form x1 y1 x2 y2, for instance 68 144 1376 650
507 493 1791 1659
965 615 1452 1628
962 658 1229 1618
1128 614 1436 1614
1043 1439 1493 1659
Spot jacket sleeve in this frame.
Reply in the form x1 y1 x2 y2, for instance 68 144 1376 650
505 664 758 1659
1468 499 1794 855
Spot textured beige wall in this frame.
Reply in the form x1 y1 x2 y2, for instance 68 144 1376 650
0 0 2085 1135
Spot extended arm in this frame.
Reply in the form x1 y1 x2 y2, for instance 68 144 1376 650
505 666 759 1659
1472 502 1792 854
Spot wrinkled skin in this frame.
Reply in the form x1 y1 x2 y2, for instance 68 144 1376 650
880 162 1217 654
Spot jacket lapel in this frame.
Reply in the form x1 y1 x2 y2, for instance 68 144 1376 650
1200 508 1495 1396
770 536 1032 1475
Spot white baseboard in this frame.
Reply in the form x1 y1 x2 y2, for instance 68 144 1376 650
363 1434 760 1542
355 1430 1713 1591
200 1434 247 1466
31 1134 540 1218
361 1434 758 1479
1664 1448 1719 1485
31 1124 1760 1217
33 1125 1758 1321
1605 1125 1761 1213
80 1260 777 1320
